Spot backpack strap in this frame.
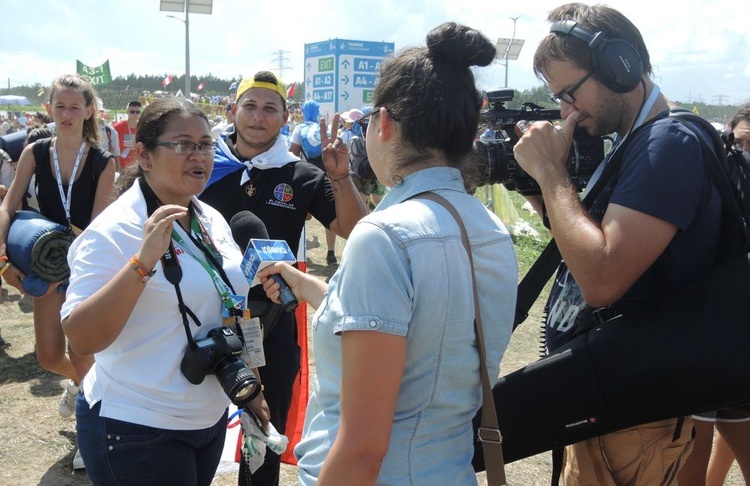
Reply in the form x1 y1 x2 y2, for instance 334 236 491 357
32 138 53 183
667 111 750 253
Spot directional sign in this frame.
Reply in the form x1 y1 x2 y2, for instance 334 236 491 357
304 39 395 117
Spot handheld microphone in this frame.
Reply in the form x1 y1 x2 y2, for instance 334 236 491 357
229 211 299 313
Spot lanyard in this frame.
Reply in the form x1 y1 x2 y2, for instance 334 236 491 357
584 84 661 196
170 207 242 314
51 138 86 226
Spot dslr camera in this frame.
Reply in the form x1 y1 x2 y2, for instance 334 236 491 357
181 326 260 406
471 89 605 195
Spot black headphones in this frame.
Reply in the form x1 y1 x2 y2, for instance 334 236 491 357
550 20 643 93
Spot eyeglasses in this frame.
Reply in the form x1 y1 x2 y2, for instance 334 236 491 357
550 72 592 105
153 140 214 156
359 107 399 139
129 110 141 115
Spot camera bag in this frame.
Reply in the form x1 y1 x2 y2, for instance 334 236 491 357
473 109 750 472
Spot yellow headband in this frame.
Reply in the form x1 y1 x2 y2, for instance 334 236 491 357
236 78 287 104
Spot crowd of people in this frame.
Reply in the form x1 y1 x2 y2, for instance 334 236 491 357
1 2 750 485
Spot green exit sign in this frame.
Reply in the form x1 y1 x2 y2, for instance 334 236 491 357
318 57 334 72
363 90 374 103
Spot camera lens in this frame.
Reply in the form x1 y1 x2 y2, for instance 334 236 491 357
214 355 259 405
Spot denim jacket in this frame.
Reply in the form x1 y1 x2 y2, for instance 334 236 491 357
295 166 517 485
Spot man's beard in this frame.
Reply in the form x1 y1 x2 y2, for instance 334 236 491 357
585 91 631 138
236 128 277 153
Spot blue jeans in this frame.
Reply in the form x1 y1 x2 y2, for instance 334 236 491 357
76 393 228 486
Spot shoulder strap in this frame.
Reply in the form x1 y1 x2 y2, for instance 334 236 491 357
33 138 53 181
410 191 507 485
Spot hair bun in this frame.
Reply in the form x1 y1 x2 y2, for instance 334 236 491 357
426 22 496 68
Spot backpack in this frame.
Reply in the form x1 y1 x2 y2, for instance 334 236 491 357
298 122 323 166
348 136 377 184
667 110 750 255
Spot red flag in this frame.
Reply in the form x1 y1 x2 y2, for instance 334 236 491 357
286 82 295 99
196 82 205 91
162 75 173 88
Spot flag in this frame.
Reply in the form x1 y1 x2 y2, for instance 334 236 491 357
692 106 700 115
197 82 205 91
37 87 45 97
162 75 173 88
76 59 112 85
229 81 238 91
286 82 296 99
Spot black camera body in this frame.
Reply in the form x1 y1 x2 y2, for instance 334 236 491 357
181 326 260 406
473 89 605 195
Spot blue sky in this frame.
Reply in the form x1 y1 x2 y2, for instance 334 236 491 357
1 0 748 105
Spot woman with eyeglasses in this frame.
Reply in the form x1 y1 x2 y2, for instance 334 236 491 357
60 98 268 485
258 22 517 484
0 74 117 421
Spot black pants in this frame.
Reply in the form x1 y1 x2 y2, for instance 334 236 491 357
239 311 301 486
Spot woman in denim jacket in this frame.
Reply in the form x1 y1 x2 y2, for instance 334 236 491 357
260 22 518 485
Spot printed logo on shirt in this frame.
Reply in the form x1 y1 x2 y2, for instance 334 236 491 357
545 266 591 351
264 183 296 211
273 183 294 203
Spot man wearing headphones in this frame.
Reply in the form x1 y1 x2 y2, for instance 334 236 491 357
513 3 721 484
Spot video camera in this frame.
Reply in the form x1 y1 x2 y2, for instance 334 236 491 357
471 89 605 195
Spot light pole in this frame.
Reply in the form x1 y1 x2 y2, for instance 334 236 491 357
160 0 213 98
505 16 520 88
167 12 190 96
496 16 525 88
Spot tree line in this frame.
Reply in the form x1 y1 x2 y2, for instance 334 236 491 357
1 75 740 124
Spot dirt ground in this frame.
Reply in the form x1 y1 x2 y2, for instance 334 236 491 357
0 217 744 485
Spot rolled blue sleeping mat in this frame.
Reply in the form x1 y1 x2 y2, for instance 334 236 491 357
6 210 74 296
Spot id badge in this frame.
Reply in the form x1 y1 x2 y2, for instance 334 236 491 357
239 316 266 367
222 294 246 324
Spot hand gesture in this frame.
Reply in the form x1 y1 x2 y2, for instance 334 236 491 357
319 114 349 180
513 111 580 186
136 205 188 269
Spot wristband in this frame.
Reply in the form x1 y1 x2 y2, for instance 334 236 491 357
0 255 7 262
329 174 350 183
129 255 156 283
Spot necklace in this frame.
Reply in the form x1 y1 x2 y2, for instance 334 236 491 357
245 169 263 197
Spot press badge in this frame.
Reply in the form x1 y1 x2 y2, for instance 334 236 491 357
239 316 266 367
